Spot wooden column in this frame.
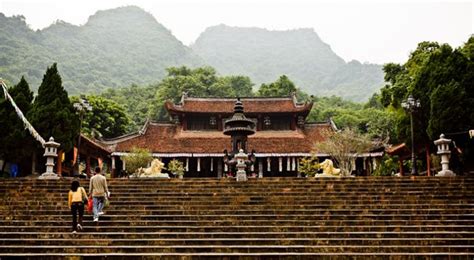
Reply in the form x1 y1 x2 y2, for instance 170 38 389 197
56 150 63 177
111 156 116 178
217 159 222 178
426 144 431 176
399 159 404 176
86 155 91 177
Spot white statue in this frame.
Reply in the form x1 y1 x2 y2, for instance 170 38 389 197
317 159 341 177
136 159 169 178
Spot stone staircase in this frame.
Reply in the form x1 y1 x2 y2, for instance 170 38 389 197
1 177 474 258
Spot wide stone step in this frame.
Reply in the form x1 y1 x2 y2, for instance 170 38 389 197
2 231 474 239
5 213 474 221
1 244 473 254
5 209 474 216
4 204 474 213
2 237 474 246
2 225 474 233
4 201 474 208
2 219 473 226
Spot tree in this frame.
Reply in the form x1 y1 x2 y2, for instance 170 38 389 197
257 75 297 97
71 95 132 139
29 63 80 152
379 36 474 173
101 83 158 131
153 66 253 120
313 128 377 176
215 75 254 97
122 147 153 175
0 76 35 175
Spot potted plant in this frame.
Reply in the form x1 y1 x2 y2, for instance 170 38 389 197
168 159 185 179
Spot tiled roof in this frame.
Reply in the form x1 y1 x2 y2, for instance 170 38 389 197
81 134 111 154
165 97 312 114
107 122 333 154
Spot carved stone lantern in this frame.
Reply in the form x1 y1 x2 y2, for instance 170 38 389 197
39 137 60 179
434 134 455 176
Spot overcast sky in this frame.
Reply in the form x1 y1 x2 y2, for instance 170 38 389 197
1 0 472 64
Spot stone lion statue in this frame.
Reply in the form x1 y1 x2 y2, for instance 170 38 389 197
319 159 341 176
136 159 168 178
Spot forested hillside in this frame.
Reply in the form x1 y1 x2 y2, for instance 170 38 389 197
192 25 384 101
0 6 202 94
1 7 383 100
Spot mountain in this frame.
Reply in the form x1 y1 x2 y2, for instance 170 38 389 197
192 25 384 101
0 6 203 94
0 7 383 101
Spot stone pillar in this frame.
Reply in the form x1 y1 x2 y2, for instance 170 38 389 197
258 160 263 178
39 137 60 179
185 158 189 172
210 158 214 172
278 157 283 172
434 134 455 176
267 157 271 172
286 157 291 171
291 157 296 171
197 157 201 172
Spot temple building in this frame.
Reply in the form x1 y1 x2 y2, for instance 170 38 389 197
101 93 383 177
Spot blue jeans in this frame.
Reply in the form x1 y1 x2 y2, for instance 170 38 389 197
93 196 105 219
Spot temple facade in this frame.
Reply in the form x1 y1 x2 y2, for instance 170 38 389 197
101 94 383 178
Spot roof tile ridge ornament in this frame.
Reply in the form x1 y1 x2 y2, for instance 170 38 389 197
138 118 150 135
328 117 338 131
180 91 188 105
291 91 298 106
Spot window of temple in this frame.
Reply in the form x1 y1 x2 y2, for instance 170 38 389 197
262 115 291 131
187 115 218 130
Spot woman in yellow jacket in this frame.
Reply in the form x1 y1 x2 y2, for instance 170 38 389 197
68 180 87 234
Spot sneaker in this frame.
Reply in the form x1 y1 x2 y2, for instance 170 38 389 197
93 218 99 222
98 212 105 215
77 224 83 231
72 230 77 234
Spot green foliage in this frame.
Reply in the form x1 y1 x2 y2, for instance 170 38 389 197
192 25 384 102
122 147 153 175
101 84 158 131
153 66 255 119
307 95 397 141
298 155 320 177
70 95 132 139
372 155 399 176
380 36 474 147
257 75 297 97
28 63 79 152
0 77 35 174
0 7 202 95
167 159 185 176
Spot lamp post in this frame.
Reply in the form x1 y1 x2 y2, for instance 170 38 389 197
73 95 92 175
401 94 421 176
